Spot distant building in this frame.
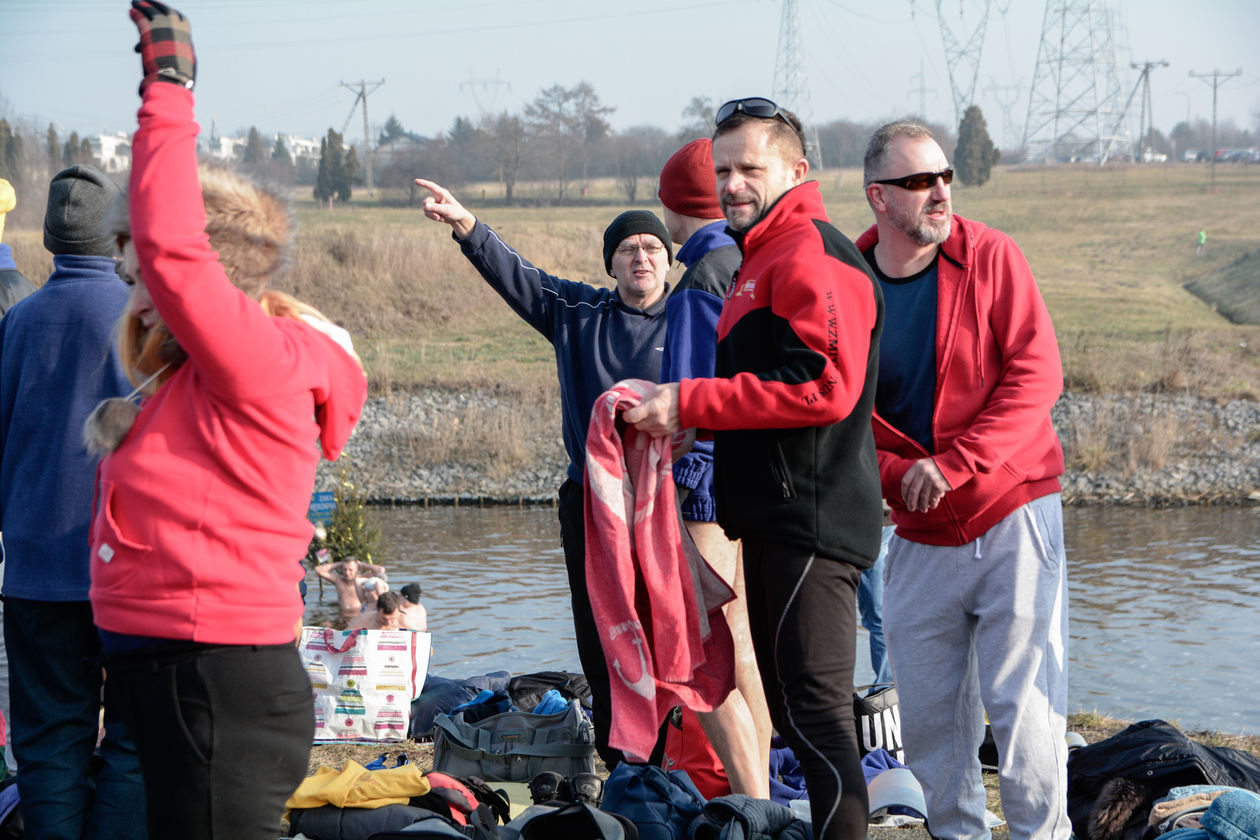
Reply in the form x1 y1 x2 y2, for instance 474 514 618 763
374 135 427 166
275 133 321 162
89 132 132 173
202 135 247 161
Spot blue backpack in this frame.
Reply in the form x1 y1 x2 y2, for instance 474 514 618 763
602 764 706 840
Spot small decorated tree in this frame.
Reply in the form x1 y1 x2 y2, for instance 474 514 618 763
306 459 386 571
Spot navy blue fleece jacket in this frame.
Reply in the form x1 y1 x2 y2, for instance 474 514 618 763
0 254 131 600
458 221 668 484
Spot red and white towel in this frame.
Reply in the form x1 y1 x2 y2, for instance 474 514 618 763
583 379 736 762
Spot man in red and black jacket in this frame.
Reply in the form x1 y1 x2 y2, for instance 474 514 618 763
628 98 884 840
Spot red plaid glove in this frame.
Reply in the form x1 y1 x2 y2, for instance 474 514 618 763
129 0 196 93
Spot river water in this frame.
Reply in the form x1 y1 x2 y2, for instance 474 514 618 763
0 505 1251 737
301 504 1260 735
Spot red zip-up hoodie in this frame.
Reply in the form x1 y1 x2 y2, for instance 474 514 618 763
855 214 1064 547
89 83 367 645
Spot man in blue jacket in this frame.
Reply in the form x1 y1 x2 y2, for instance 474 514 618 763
415 177 672 769
0 164 147 838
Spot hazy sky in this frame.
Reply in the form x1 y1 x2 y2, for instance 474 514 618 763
2 0 1256 151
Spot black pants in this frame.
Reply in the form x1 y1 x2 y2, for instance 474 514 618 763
105 642 312 840
557 477 626 769
743 539 868 840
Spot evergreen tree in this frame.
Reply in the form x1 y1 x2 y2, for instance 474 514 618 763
954 105 1000 187
0 119 21 182
46 123 60 169
313 129 357 205
271 134 292 164
340 146 359 202
305 460 386 569
314 135 335 204
242 126 267 167
62 131 82 166
378 114 408 147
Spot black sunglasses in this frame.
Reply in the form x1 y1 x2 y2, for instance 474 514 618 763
870 168 954 191
715 97 794 130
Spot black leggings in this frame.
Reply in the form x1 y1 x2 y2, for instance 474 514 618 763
557 477 626 769
105 642 312 840
742 539 867 840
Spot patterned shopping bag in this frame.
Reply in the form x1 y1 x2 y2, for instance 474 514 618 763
298 626 431 742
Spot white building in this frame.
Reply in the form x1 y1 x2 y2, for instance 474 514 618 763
202 135 247 161
276 133 321 162
89 132 132 173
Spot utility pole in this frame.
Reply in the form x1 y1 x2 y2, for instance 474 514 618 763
340 79 385 193
1189 68 1241 186
1124 60 1167 161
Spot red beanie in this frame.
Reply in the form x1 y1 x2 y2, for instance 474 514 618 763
658 139 723 220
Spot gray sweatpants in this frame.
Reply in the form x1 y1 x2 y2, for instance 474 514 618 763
883 494 1070 840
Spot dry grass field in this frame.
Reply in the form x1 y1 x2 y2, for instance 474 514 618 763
6 162 1257 483
288 162 1259 400
8 163 1255 398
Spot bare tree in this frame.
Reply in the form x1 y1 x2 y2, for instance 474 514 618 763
524 82 613 201
678 95 716 142
611 125 672 202
481 111 527 204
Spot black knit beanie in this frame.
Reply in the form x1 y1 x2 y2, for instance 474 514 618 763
602 210 672 274
43 164 123 256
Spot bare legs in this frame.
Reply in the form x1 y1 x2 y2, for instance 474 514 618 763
688 521 772 798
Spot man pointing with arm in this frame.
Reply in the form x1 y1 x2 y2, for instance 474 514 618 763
417 178 672 770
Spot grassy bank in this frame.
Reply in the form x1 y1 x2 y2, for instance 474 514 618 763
271 163 1260 399
303 712 1260 840
6 163 1258 488
7 164 1256 398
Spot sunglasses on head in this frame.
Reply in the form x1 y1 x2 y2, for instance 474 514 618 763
715 97 808 155
870 168 954 191
715 97 793 128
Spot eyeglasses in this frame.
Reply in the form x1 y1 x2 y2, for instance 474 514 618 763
870 168 954 191
614 242 665 258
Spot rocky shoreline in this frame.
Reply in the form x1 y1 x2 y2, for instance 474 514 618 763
318 390 1260 507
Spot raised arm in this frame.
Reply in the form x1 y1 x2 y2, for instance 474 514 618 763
313 562 340 583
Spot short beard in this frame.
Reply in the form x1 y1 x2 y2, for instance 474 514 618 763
891 200 951 246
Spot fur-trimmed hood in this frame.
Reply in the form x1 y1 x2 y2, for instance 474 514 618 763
198 163 291 299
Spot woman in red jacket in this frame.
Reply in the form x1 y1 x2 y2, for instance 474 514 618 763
85 4 367 838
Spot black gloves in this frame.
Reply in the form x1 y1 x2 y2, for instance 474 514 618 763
129 0 196 93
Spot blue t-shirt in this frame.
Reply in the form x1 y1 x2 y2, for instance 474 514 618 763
867 250 938 453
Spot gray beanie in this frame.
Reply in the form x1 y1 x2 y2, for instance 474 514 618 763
602 210 672 274
43 164 123 256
